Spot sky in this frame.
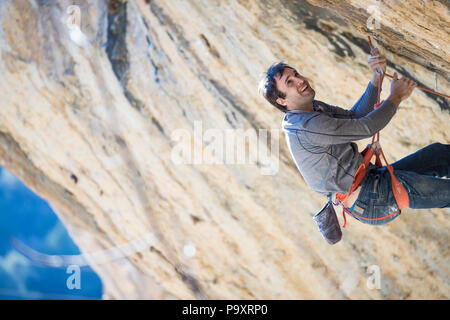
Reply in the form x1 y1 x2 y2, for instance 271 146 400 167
0 167 102 299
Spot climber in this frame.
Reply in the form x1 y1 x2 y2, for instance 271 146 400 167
258 48 450 236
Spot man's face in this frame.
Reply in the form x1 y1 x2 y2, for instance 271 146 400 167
274 68 315 110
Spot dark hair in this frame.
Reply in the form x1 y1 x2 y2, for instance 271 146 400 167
258 62 293 113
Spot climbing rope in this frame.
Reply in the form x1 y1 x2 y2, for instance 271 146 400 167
367 36 450 99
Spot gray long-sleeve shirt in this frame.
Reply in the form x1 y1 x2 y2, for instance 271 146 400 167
282 81 397 200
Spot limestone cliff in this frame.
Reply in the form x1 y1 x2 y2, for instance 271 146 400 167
0 0 448 299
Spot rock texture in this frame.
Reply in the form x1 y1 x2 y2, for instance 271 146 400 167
0 0 448 299
308 0 450 81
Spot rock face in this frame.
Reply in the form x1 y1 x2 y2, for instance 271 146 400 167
307 0 450 81
0 0 448 299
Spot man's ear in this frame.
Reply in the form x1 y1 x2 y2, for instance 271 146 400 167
276 97 287 107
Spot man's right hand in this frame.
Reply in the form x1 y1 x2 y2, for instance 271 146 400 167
388 72 417 105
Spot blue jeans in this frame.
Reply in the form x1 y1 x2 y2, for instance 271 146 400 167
348 143 450 225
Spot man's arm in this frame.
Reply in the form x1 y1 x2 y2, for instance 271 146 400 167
291 72 415 146
348 73 380 118
323 70 384 118
348 47 387 117
299 97 398 146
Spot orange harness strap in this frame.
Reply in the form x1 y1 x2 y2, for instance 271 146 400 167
335 37 410 227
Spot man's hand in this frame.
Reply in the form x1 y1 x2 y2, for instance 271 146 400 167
388 72 417 107
368 47 386 74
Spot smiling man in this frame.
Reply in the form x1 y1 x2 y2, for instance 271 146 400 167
258 49 449 238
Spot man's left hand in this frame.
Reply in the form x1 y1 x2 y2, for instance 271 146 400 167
368 48 386 74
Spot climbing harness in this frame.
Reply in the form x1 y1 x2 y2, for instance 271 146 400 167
334 131 409 227
334 36 417 228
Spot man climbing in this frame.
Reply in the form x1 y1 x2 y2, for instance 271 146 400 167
258 47 449 241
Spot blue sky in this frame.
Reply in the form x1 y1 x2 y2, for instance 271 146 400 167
0 167 102 299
